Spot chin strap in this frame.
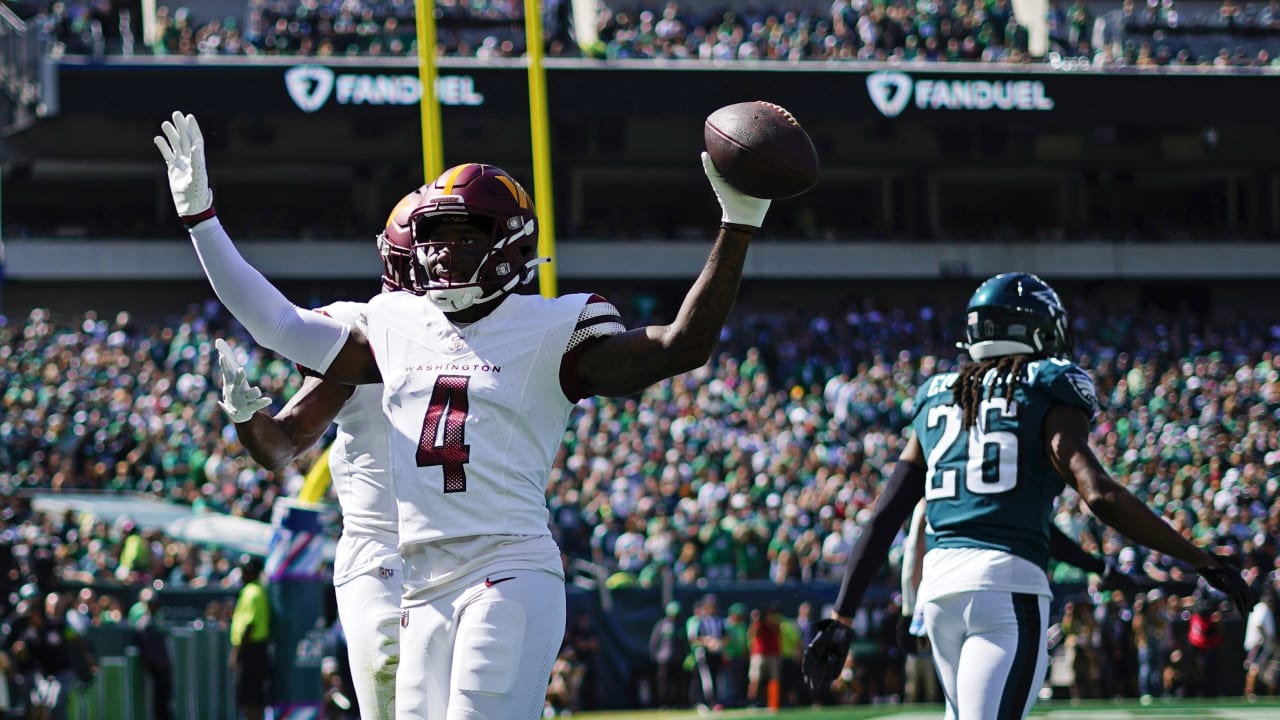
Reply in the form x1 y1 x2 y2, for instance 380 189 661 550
425 256 551 312
428 287 483 312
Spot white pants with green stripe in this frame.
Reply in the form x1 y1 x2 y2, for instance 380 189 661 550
336 566 403 720
923 590 1050 720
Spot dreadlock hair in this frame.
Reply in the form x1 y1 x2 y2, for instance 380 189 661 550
955 354 1034 430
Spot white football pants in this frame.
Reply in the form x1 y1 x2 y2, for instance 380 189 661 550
335 567 403 720
396 569 566 720
923 590 1049 720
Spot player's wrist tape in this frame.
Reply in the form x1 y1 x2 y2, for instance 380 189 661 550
182 207 218 229
720 221 757 234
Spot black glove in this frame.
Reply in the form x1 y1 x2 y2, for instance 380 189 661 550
1196 557 1254 617
801 618 854 693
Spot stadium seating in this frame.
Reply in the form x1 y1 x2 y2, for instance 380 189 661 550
15 0 1280 64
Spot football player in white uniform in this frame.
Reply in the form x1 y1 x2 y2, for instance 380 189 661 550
208 190 431 720
156 110 771 720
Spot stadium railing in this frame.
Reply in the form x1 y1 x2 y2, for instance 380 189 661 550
73 622 235 720
0 2 55 134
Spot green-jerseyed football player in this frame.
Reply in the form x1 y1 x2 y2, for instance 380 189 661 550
804 272 1254 720
912 312 1096 570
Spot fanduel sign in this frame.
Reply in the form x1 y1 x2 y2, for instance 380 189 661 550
866 71 1054 118
285 65 485 113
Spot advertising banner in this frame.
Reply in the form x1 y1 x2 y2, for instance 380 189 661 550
54 59 1280 126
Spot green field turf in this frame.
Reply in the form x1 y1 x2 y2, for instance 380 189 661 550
576 698 1280 720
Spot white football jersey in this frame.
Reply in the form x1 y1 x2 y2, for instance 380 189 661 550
917 547 1051 604
315 301 399 585
362 291 623 594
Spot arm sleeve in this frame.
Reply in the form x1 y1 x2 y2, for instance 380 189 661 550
560 295 627 401
834 459 927 618
1048 524 1106 575
189 218 349 372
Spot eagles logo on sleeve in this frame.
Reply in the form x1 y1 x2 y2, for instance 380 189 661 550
1062 365 1099 416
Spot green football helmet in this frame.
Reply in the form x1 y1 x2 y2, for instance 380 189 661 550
961 272 1072 360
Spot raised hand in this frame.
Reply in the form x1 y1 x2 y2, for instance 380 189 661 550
701 152 770 228
215 339 272 423
154 110 213 221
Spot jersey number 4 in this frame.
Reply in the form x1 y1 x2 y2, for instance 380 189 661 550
416 375 471 493
924 397 1018 500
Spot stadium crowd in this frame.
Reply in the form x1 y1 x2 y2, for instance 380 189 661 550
2 294 1280 709
12 0 1280 67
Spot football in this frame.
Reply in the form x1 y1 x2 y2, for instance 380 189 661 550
704 101 820 200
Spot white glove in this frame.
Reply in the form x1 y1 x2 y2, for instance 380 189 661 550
154 110 214 219
701 151 771 228
215 338 272 423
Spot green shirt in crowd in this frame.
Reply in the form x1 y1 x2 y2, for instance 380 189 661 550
231 580 270 646
723 619 749 660
119 533 147 571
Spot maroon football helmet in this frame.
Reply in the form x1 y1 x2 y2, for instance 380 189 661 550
378 185 429 293
405 163 546 311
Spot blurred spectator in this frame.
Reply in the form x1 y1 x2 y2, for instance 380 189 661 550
544 645 583 716
1055 599 1101 698
229 555 270 720
746 605 781 707
1 593 93 720
22 0 1280 66
1097 589 1137 698
114 519 147 583
1187 592 1225 696
128 591 173 720
562 612 598 711
777 615 802 703
719 602 749 707
1244 583 1280 697
1094 0 1280 67
648 600 687 709
1132 591 1169 700
0 648 26 718
785 602 817 706
685 594 723 709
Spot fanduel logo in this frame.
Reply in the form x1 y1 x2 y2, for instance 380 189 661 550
285 65 334 113
866 71 1055 118
285 65 485 113
866 71 912 118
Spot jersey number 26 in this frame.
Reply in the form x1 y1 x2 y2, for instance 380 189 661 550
924 397 1018 500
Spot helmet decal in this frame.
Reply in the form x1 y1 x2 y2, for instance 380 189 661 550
962 272 1072 361
1031 287 1063 311
440 163 474 195
385 193 419 228
493 174 531 209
